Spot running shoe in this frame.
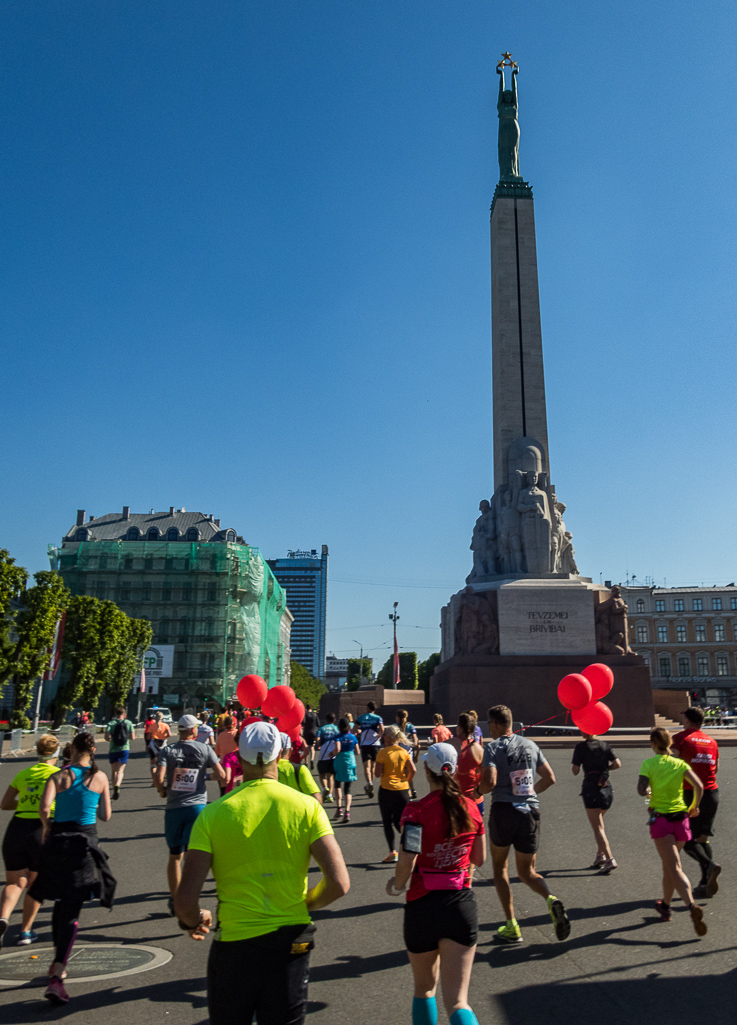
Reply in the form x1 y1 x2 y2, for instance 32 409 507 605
591 852 606 868
382 851 398 863
167 898 176 917
547 896 570 941
45 976 70 1006
0 918 7 951
495 922 523 944
706 863 721 898
598 858 618 875
654 900 672 922
367 784 374 799
17 930 39 946
343 811 351 823
333 806 343 821
690 903 707 937
113 785 120 801
692 884 708 900
322 788 329 800
325 793 335 804
410 789 418 800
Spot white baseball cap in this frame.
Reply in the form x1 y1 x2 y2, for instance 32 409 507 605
279 731 292 751
424 742 458 775
178 714 201 729
239 722 282 765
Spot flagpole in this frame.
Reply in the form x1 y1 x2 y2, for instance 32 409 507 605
389 602 400 689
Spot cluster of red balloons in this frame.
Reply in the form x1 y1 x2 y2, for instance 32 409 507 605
557 663 614 735
235 674 305 745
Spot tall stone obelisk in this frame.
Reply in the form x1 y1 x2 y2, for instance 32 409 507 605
429 54 653 728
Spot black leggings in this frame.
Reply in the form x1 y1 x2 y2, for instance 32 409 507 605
335 780 352 795
379 788 410 851
52 898 84 966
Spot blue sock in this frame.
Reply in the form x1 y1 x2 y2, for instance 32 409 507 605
412 997 438 1025
450 1010 478 1025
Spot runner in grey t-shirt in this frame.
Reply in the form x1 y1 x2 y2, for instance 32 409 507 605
478 704 570 946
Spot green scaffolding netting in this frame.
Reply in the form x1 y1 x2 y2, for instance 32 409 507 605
48 540 288 707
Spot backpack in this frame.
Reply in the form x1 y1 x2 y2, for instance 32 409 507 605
111 719 129 747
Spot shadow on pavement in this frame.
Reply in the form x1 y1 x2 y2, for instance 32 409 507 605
314 902 399 920
310 949 407 982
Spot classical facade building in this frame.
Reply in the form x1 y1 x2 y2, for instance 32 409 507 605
622 584 737 704
50 507 292 710
266 547 328 679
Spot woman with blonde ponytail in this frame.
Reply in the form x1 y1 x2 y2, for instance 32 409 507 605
386 742 485 1025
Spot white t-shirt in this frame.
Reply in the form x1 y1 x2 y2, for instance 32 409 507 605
196 724 214 744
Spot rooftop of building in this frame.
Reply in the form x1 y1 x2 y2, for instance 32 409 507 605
63 507 245 545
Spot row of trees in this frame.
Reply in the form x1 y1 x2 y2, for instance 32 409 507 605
0 549 152 728
289 660 327 708
374 650 441 695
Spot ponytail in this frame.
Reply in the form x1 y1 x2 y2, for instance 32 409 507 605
396 709 408 733
428 766 473 837
71 730 100 783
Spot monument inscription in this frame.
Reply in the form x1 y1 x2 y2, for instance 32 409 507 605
497 582 597 655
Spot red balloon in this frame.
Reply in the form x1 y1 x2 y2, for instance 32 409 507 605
557 673 592 711
278 698 305 734
572 700 614 735
236 675 267 709
581 663 614 700
288 726 302 744
262 685 297 719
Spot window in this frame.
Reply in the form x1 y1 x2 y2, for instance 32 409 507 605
714 623 725 642
678 657 690 677
95 583 107 600
731 598 737 610
640 655 651 668
207 587 217 602
99 555 108 570
207 652 215 671
165 558 174 571
182 586 192 602
693 598 703 611
119 584 131 602
674 599 684 612
179 618 188 638
75 528 89 541
695 624 706 642
186 528 199 541
147 528 159 541
159 618 169 641
697 656 709 676
203 618 214 639
124 556 133 570
636 625 649 643
174 651 186 671
226 530 236 542
716 656 729 676
126 527 139 540
676 625 687 643
636 599 645 613
162 587 171 602
144 556 153 570
167 528 179 541
658 657 671 677
142 585 151 601
655 599 665 612
657 626 668 643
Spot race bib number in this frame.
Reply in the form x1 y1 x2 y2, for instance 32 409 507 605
510 768 535 797
171 767 198 793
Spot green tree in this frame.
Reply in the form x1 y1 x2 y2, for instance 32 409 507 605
106 617 153 708
289 661 327 709
54 595 103 724
9 572 71 729
417 652 441 697
376 651 419 689
346 657 372 692
0 550 29 698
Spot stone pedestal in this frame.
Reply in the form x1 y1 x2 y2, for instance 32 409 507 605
429 653 654 729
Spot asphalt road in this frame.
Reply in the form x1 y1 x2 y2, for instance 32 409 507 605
0 742 734 1023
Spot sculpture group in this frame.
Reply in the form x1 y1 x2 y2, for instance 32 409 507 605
467 471 578 583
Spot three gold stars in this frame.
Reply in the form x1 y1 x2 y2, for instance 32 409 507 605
497 51 518 69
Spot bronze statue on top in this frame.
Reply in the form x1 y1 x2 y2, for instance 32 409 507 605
497 54 521 182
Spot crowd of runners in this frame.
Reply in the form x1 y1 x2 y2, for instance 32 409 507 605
0 698 724 1022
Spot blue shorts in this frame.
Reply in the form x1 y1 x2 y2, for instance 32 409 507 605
165 804 205 855
109 750 130 765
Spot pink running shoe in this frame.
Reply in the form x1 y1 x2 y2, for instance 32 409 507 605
45 976 70 1006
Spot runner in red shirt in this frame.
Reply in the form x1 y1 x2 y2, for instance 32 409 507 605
386 743 485 1025
672 706 721 898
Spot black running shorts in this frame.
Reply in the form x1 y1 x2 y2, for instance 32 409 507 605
489 802 540 854
581 779 613 811
2 817 44 873
360 745 379 763
317 759 334 777
404 890 478 954
688 788 719 838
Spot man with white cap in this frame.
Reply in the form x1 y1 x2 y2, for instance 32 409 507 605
155 715 226 915
176 721 350 1025
277 733 323 803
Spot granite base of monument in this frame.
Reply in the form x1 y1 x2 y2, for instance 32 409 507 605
429 653 654 729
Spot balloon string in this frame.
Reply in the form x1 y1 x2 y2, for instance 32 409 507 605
513 712 566 735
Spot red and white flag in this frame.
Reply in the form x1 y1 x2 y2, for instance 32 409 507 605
139 666 147 694
393 635 400 688
43 612 66 681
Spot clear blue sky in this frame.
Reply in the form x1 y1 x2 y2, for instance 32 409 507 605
2 1 736 668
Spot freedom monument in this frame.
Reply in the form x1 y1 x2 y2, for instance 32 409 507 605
430 55 654 728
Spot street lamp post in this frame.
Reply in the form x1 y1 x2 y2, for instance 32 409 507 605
389 602 400 689
352 640 364 687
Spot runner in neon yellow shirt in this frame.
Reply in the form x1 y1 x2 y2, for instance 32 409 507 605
176 722 349 1025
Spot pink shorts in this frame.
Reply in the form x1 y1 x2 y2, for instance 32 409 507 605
649 815 692 842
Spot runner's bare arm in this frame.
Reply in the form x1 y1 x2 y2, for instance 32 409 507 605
0 785 19 810
306 835 350 911
97 774 112 822
571 764 581 775
176 849 213 940
39 776 58 835
405 758 416 782
610 758 622 770
470 832 487 867
478 764 496 796
636 774 649 797
683 768 704 815
211 760 226 783
534 761 555 794
389 849 417 895
153 764 167 795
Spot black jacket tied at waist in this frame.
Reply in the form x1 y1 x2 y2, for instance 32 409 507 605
30 828 117 908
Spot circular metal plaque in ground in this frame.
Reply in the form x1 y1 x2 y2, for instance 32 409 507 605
0 944 172 986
